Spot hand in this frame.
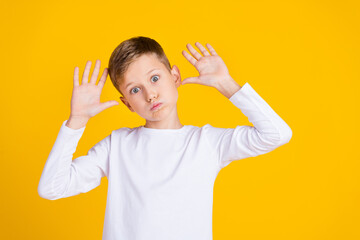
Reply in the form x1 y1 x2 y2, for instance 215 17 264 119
69 60 119 120
181 42 232 88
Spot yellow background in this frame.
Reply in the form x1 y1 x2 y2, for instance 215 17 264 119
1 0 359 239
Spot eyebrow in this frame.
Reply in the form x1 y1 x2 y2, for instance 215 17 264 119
125 68 161 89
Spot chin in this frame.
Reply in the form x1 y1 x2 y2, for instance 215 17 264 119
149 105 168 118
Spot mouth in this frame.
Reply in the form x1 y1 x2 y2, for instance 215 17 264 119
151 102 162 111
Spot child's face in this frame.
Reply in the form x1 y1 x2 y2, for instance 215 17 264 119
119 53 182 127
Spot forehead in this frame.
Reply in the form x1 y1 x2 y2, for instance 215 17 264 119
123 53 165 80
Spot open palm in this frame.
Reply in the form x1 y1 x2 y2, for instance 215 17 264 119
181 42 231 88
70 60 118 120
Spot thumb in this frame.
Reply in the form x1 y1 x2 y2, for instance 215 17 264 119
181 77 200 85
99 100 119 112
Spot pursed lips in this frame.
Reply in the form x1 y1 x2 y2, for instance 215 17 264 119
151 102 162 110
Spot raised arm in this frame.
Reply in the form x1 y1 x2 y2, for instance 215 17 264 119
38 122 110 200
182 42 292 169
203 82 292 169
38 60 117 199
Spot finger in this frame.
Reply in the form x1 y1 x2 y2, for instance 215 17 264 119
182 77 201 85
82 60 92 84
182 50 197 66
97 68 108 89
99 100 119 113
206 43 218 56
73 66 80 87
195 42 210 56
89 59 101 84
186 43 203 60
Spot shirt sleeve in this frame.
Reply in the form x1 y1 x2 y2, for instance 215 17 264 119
38 120 110 200
203 82 293 169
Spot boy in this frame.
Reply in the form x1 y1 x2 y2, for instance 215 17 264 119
38 36 292 240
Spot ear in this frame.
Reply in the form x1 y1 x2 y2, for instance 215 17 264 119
170 65 182 88
120 96 135 112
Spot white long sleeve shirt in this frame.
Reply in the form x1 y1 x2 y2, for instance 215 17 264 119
38 82 292 240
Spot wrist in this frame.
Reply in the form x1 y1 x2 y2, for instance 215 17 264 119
66 115 89 129
215 76 242 99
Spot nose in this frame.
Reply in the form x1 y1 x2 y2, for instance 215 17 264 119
146 87 158 102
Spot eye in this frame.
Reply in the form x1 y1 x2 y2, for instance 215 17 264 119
151 75 159 82
130 87 140 94
130 75 159 94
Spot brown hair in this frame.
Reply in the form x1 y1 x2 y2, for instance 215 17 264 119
108 36 172 96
